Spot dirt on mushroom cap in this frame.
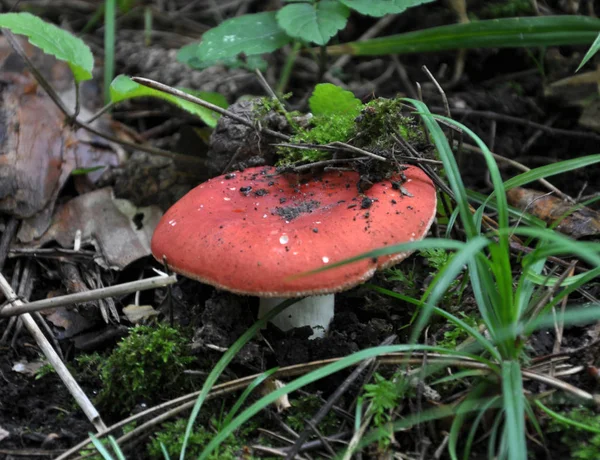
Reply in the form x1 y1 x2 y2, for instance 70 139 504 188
151 165 436 297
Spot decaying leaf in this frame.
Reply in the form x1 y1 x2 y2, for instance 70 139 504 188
44 306 95 339
12 360 46 377
123 304 160 324
507 187 600 239
0 36 123 240
20 187 162 269
261 378 291 413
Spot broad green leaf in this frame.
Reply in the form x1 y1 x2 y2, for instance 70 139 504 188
177 43 267 71
577 31 600 72
309 83 361 116
0 12 93 82
327 16 600 56
188 11 291 64
276 0 350 46
339 0 434 17
109 75 228 128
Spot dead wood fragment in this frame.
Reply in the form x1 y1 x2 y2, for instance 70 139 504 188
507 187 600 239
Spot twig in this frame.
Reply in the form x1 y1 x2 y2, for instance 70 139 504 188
56 350 592 459
0 217 18 271
0 271 107 431
285 335 396 459
131 77 292 141
0 274 177 317
329 141 387 162
431 106 600 143
460 143 574 202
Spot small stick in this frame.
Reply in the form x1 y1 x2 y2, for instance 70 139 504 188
285 335 396 459
0 274 177 317
131 77 292 141
329 141 387 162
0 271 107 432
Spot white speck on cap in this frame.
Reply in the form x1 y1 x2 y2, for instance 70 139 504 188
322 256 329 264
280 234 289 244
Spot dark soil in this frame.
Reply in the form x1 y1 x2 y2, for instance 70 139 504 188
1 1 600 459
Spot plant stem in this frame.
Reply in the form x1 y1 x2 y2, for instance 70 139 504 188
104 0 116 105
277 41 301 95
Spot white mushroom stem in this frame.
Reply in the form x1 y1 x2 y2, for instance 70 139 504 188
258 295 335 339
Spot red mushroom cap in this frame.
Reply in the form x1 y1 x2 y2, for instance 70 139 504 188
151 166 436 297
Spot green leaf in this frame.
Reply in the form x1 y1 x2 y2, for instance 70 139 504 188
177 43 267 71
308 83 362 116
577 31 600 72
188 11 291 64
501 361 526 460
276 0 350 46
339 0 434 17
71 166 106 176
109 75 228 128
0 12 94 82
327 15 600 56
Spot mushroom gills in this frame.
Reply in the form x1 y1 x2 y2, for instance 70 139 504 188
258 295 335 339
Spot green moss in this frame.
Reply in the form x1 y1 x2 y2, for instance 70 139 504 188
147 419 247 459
278 112 357 164
285 395 341 435
548 407 600 459
276 96 430 168
477 0 533 19
97 324 194 414
354 98 428 150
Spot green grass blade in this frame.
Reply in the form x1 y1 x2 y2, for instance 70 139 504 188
535 400 600 434
403 100 478 239
501 361 526 460
366 285 501 368
463 396 501 460
198 344 475 459
104 0 116 104
577 31 600 72
88 433 114 460
503 154 600 191
327 16 600 56
221 367 279 427
304 238 467 276
411 237 490 345
107 436 126 460
180 299 298 460
357 396 503 452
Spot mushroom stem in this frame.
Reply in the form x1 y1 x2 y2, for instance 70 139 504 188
258 295 335 339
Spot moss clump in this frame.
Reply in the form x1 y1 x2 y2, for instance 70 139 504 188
354 98 428 151
97 324 194 414
147 419 248 459
476 0 533 19
548 407 600 459
276 96 430 169
285 395 341 435
278 112 357 164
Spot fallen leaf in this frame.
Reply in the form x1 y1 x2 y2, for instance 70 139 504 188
44 307 95 339
12 360 46 377
0 36 124 241
0 425 9 442
20 187 162 269
507 187 600 239
261 379 291 413
123 304 160 324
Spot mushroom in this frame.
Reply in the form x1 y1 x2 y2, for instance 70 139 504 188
151 166 436 338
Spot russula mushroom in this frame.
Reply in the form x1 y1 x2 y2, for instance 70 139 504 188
151 165 436 338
